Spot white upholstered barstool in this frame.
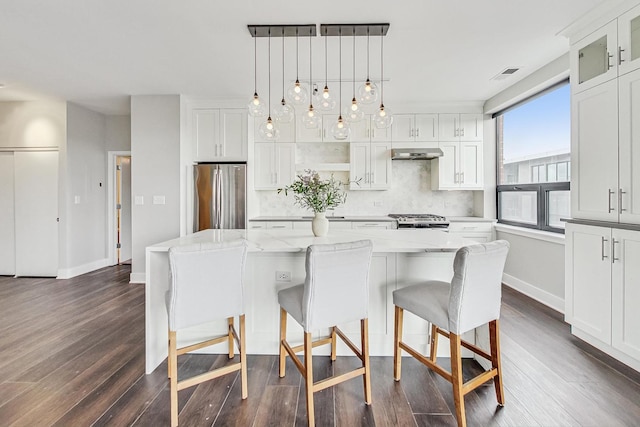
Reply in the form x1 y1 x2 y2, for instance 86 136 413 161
393 240 510 427
278 240 373 427
166 240 248 427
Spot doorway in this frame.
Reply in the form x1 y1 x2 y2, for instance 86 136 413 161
107 151 132 266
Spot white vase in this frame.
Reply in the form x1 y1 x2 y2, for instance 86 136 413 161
311 212 329 237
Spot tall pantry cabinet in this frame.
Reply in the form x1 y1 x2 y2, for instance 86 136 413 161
566 1 640 371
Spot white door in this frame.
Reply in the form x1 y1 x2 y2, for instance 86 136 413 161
570 20 618 94
612 228 640 360
14 151 59 277
571 79 619 221
618 68 640 224
565 224 612 344
192 108 220 160
618 4 640 75
370 142 391 189
220 109 247 160
0 152 15 275
118 156 132 263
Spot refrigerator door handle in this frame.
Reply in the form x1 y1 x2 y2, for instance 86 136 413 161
213 168 220 228
218 166 224 228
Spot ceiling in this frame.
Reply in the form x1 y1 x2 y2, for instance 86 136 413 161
0 0 612 115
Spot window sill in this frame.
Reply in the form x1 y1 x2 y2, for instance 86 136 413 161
494 224 565 245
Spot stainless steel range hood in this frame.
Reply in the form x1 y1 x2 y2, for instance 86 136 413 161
391 148 444 160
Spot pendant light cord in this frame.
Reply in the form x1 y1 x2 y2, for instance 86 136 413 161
366 28 370 79
268 29 271 115
380 26 384 105
295 29 299 81
254 35 258 94
338 28 342 113
324 27 328 87
309 27 312 104
281 30 285 100
352 30 356 97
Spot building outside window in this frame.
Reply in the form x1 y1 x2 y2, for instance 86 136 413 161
496 81 570 233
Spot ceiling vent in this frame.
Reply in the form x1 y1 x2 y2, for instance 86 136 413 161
491 67 521 81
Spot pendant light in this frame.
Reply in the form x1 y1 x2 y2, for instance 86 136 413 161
357 28 379 105
331 28 350 140
344 30 364 123
286 29 308 105
247 34 266 117
373 26 393 129
258 30 279 140
315 26 336 111
273 30 294 123
302 28 320 129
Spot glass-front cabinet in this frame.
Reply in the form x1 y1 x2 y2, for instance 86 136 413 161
619 3 640 75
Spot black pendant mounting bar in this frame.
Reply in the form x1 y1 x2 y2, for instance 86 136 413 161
248 24 316 38
247 24 389 38
320 24 389 37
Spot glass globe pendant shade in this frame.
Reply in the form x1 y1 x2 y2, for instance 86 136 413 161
247 93 267 117
357 79 379 104
373 104 393 129
343 98 364 123
258 117 280 141
286 80 308 105
331 115 351 140
314 85 336 111
301 105 320 129
272 98 294 123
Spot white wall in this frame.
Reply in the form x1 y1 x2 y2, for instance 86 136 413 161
483 54 569 311
0 100 66 148
130 95 181 283
105 115 131 151
58 103 109 277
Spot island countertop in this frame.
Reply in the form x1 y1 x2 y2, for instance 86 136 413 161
146 228 469 253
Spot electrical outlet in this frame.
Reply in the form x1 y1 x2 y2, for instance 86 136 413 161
276 271 291 282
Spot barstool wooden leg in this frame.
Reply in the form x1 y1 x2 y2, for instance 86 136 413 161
449 332 466 427
279 308 287 378
490 319 505 405
169 331 179 427
330 326 337 361
304 332 315 427
167 328 172 379
393 305 403 381
228 317 235 359
429 323 439 362
239 314 248 399
361 319 372 404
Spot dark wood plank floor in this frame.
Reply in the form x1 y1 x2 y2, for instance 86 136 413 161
1 265 640 426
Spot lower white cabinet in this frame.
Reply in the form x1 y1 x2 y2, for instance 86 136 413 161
447 221 493 243
565 223 640 368
432 141 483 190
351 221 395 229
254 143 295 190
350 142 391 190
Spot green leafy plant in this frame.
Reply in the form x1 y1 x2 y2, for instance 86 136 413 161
277 170 347 214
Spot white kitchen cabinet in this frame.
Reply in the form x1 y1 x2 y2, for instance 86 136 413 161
191 108 247 161
447 221 494 243
618 68 640 224
351 115 392 142
295 114 347 142
350 142 391 190
392 114 438 143
432 141 483 190
254 117 295 143
351 221 395 229
292 220 353 230
571 4 640 94
565 223 640 369
248 221 267 229
438 114 483 142
254 143 295 190
266 221 293 230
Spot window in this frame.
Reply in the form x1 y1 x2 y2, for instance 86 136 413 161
496 81 570 233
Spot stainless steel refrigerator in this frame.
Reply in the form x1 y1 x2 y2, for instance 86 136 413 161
194 163 246 231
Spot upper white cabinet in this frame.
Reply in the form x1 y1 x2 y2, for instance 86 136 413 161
191 108 247 161
391 114 438 143
254 143 295 190
432 141 483 190
571 4 640 94
571 67 640 224
438 114 483 142
254 118 295 143
350 142 391 190
351 115 392 142
296 114 346 142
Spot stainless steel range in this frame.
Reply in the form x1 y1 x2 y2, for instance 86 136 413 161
388 213 450 229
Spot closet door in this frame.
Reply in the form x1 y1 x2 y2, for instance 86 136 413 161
14 151 59 277
0 152 16 275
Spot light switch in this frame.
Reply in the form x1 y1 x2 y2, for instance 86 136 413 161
135 196 144 205
74 195 81 204
153 195 166 205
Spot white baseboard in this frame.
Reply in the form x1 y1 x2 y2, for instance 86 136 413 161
57 258 111 279
502 273 564 313
130 272 145 284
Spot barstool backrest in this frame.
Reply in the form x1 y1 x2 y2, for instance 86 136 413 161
303 240 373 331
449 240 510 335
167 240 248 331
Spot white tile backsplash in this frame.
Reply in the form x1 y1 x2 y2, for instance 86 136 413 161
257 160 475 217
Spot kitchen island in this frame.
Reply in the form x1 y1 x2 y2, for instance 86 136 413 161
145 228 469 374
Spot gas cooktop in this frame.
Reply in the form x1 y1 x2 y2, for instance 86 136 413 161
388 214 449 228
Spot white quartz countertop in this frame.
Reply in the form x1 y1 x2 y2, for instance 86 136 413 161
147 228 469 253
448 217 497 223
249 216 395 222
